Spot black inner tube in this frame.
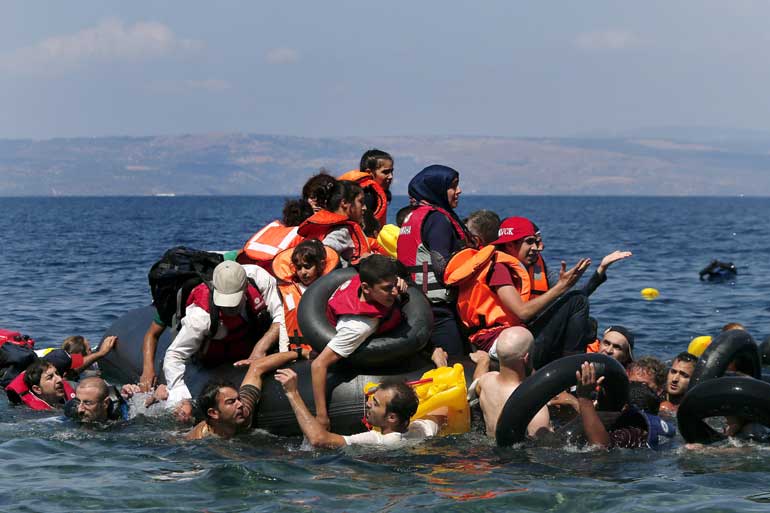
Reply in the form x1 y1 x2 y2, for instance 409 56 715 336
297 267 433 369
690 329 761 388
677 376 770 444
496 353 629 447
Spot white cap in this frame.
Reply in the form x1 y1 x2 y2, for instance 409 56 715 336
212 261 247 307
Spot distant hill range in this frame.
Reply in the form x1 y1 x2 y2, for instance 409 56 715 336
2 130 770 196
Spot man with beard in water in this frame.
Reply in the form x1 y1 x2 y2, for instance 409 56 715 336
186 349 311 440
275 368 446 448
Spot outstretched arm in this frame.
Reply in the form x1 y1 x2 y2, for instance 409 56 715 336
76 335 118 373
576 361 610 449
140 322 166 391
275 368 346 448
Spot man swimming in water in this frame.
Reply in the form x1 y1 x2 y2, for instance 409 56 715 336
660 352 697 414
276 368 446 448
468 327 551 438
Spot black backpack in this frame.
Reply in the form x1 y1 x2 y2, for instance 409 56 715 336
148 247 225 328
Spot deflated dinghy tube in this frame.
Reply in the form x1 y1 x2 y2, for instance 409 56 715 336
297 267 433 370
677 376 770 444
496 353 628 447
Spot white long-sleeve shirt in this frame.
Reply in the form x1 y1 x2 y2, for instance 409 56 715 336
164 264 287 404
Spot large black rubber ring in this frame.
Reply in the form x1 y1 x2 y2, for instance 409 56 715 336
297 267 433 369
677 376 770 444
690 329 761 388
496 353 628 447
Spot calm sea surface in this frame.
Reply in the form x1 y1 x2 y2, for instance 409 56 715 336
1 195 770 512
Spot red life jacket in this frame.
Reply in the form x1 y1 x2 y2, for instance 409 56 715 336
297 210 370 263
397 204 468 301
242 220 303 269
0 329 35 349
186 281 270 367
338 169 389 228
325 275 403 335
5 371 76 411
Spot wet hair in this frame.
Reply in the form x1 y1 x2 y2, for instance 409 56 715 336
722 322 746 332
362 210 381 238
627 356 667 390
358 254 398 286
198 380 238 421
291 239 327 270
627 381 662 415
673 351 697 365
379 380 418 429
78 377 110 402
466 210 501 246
282 199 313 226
23 359 55 389
359 149 393 173
302 172 337 210
62 335 88 356
395 205 417 227
328 181 363 213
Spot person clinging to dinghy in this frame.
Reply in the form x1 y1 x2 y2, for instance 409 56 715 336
60 335 118 379
276 367 446 448
444 216 592 368
468 327 551 439
659 351 696 414
310 254 408 430
163 261 287 405
186 349 313 440
575 361 675 449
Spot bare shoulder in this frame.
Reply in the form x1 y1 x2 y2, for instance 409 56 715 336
186 421 209 441
478 371 500 389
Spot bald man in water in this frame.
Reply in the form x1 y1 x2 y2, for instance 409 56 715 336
470 326 551 438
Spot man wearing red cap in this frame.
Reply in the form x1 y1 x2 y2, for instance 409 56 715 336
446 216 593 368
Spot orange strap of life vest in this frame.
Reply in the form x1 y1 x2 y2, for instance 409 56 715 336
444 246 531 332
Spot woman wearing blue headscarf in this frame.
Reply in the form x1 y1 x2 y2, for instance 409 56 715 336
398 165 474 362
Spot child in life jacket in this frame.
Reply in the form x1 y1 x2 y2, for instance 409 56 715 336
298 180 371 265
271 239 340 343
311 254 407 429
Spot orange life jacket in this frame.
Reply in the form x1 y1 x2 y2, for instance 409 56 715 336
444 246 531 337
585 339 601 353
272 245 340 340
529 254 549 296
242 220 303 269
297 210 370 263
339 169 388 228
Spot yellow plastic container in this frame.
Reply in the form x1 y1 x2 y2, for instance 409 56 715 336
688 335 712 357
364 363 470 435
641 287 660 300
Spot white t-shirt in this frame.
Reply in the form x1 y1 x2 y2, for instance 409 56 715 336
326 315 380 358
342 419 439 446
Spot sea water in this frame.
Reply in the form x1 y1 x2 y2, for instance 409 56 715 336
1 195 770 512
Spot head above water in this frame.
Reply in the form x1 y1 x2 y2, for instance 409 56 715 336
600 325 635 365
198 381 247 430
627 356 667 393
666 352 697 398
75 377 111 423
24 360 64 403
366 380 419 432
494 327 534 369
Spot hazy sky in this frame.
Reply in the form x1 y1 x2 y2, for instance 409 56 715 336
3 1 770 139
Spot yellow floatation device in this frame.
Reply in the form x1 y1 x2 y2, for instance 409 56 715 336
376 224 400 258
688 335 712 357
641 287 660 300
364 363 470 435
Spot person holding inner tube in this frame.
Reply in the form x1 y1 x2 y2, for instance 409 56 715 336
272 239 340 344
593 326 635 367
186 349 311 440
311 255 408 430
298 180 371 266
659 352 696 414
398 164 475 365
576 362 675 449
444 216 592 368
163 261 287 405
276 367 445 447
468 326 551 438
